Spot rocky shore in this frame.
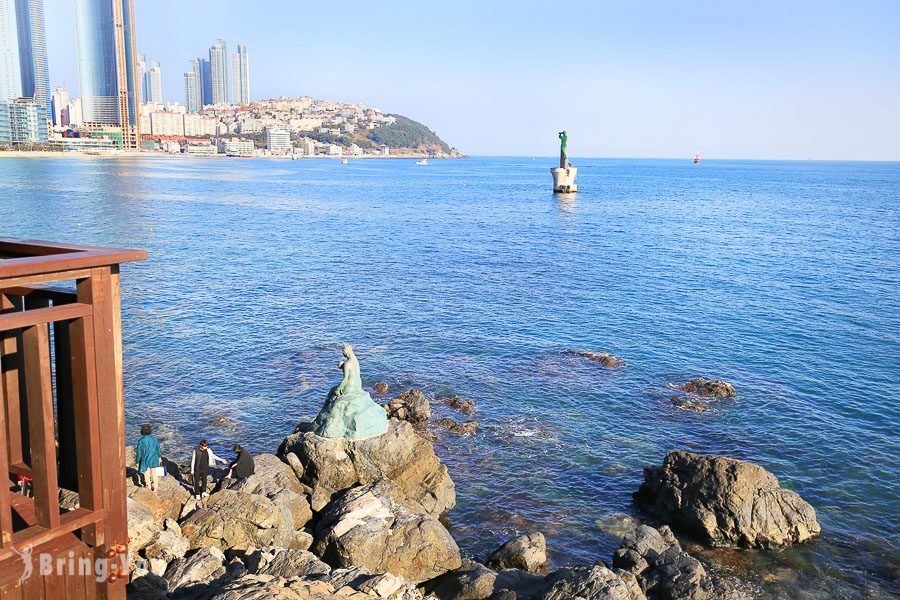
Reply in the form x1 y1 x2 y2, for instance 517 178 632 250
122 382 821 600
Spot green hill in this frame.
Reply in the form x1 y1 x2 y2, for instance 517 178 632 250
367 114 451 154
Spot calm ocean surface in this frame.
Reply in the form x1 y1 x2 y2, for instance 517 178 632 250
1 156 898 597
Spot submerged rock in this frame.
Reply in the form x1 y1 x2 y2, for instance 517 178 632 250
678 379 735 398
313 479 461 583
670 397 714 413
439 395 477 415
635 451 821 548
569 350 624 368
487 532 550 575
435 417 478 435
373 382 390 394
280 418 455 516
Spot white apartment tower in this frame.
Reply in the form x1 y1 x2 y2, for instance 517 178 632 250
209 38 228 105
231 43 249 105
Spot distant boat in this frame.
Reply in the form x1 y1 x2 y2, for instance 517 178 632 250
341 158 349 165
693 151 701 164
416 158 429 165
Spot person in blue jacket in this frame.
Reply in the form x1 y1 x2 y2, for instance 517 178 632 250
135 424 162 492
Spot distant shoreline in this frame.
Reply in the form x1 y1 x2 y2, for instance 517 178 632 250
0 151 464 160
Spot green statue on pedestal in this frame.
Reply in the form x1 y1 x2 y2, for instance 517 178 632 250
312 343 388 440
558 130 568 168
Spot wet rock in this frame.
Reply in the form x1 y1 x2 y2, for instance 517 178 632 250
164 546 227 595
435 417 478 435
569 350 623 368
373 382 390 394
670 397 713 413
635 451 821 548
280 419 455 516
313 479 461 583
488 533 549 575
424 559 498 599
678 379 735 398
180 489 296 551
439 395 477 415
383 389 431 426
542 564 646 600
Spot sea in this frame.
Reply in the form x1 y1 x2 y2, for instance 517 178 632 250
1 156 898 598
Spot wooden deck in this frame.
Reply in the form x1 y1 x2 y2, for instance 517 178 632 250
0 239 146 599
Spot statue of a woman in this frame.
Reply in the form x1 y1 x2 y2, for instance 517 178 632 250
334 343 363 396
558 130 568 168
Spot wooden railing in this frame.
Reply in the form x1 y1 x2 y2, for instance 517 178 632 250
0 239 146 599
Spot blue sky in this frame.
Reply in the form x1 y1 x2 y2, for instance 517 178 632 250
46 0 900 159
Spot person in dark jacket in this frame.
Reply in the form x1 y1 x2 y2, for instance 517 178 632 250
190 440 226 500
227 444 255 480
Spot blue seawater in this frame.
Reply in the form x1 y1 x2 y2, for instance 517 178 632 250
1 156 898 597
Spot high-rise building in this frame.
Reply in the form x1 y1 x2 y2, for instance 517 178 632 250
50 85 68 126
145 59 162 103
0 96 47 143
73 0 142 148
184 64 200 113
231 43 249 105
209 38 228 105
199 58 212 107
0 0 23 102
15 0 49 111
137 52 146 101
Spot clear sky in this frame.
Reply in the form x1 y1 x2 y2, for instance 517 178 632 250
45 0 900 159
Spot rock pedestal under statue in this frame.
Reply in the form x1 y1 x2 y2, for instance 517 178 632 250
312 344 388 440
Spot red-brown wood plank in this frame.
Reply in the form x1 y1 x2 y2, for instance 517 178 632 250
0 303 92 333
0 355 12 549
21 324 60 530
0 294 23 469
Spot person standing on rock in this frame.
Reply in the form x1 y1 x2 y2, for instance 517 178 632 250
226 444 255 480
190 439 226 500
135 425 162 492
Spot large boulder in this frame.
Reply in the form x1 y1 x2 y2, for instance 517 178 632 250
613 525 714 600
487 533 549 574
250 548 331 578
127 497 161 556
313 479 461 583
180 489 295 551
423 560 498 600
280 419 455 516
541 564 646 600
225 453 306 496
635 451 820 548
127 474 191 523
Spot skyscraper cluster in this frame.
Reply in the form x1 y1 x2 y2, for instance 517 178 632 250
184 39 249 112
0 0 50 143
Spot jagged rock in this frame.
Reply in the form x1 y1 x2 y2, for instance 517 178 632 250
128 497 161 555
59 488 80 510
280 419 455 516
613 525 715 600
164 546 227 594
635 451 821 548
384 389 431 426
569 351 623 368
438 395 477 415
488 533 549 574
225 453 305 496
435 418 478 435
180 489 296 551
373 382 390 395
127 473 191 523
144 529 190 566
678 379 735 398
254 548 331 578
209 571 428 599
285 451 305 480
542 564 646 600
126 568 168 600
424 559 498 600
670 397 712 413
313 479 461 583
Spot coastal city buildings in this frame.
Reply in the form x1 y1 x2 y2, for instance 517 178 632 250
266 126 289 152
73 0 142 148
0 0 49 143
184 60 201 112
231 43 249 104
209 38 228 105
137 52 146 100
50 84 67 125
